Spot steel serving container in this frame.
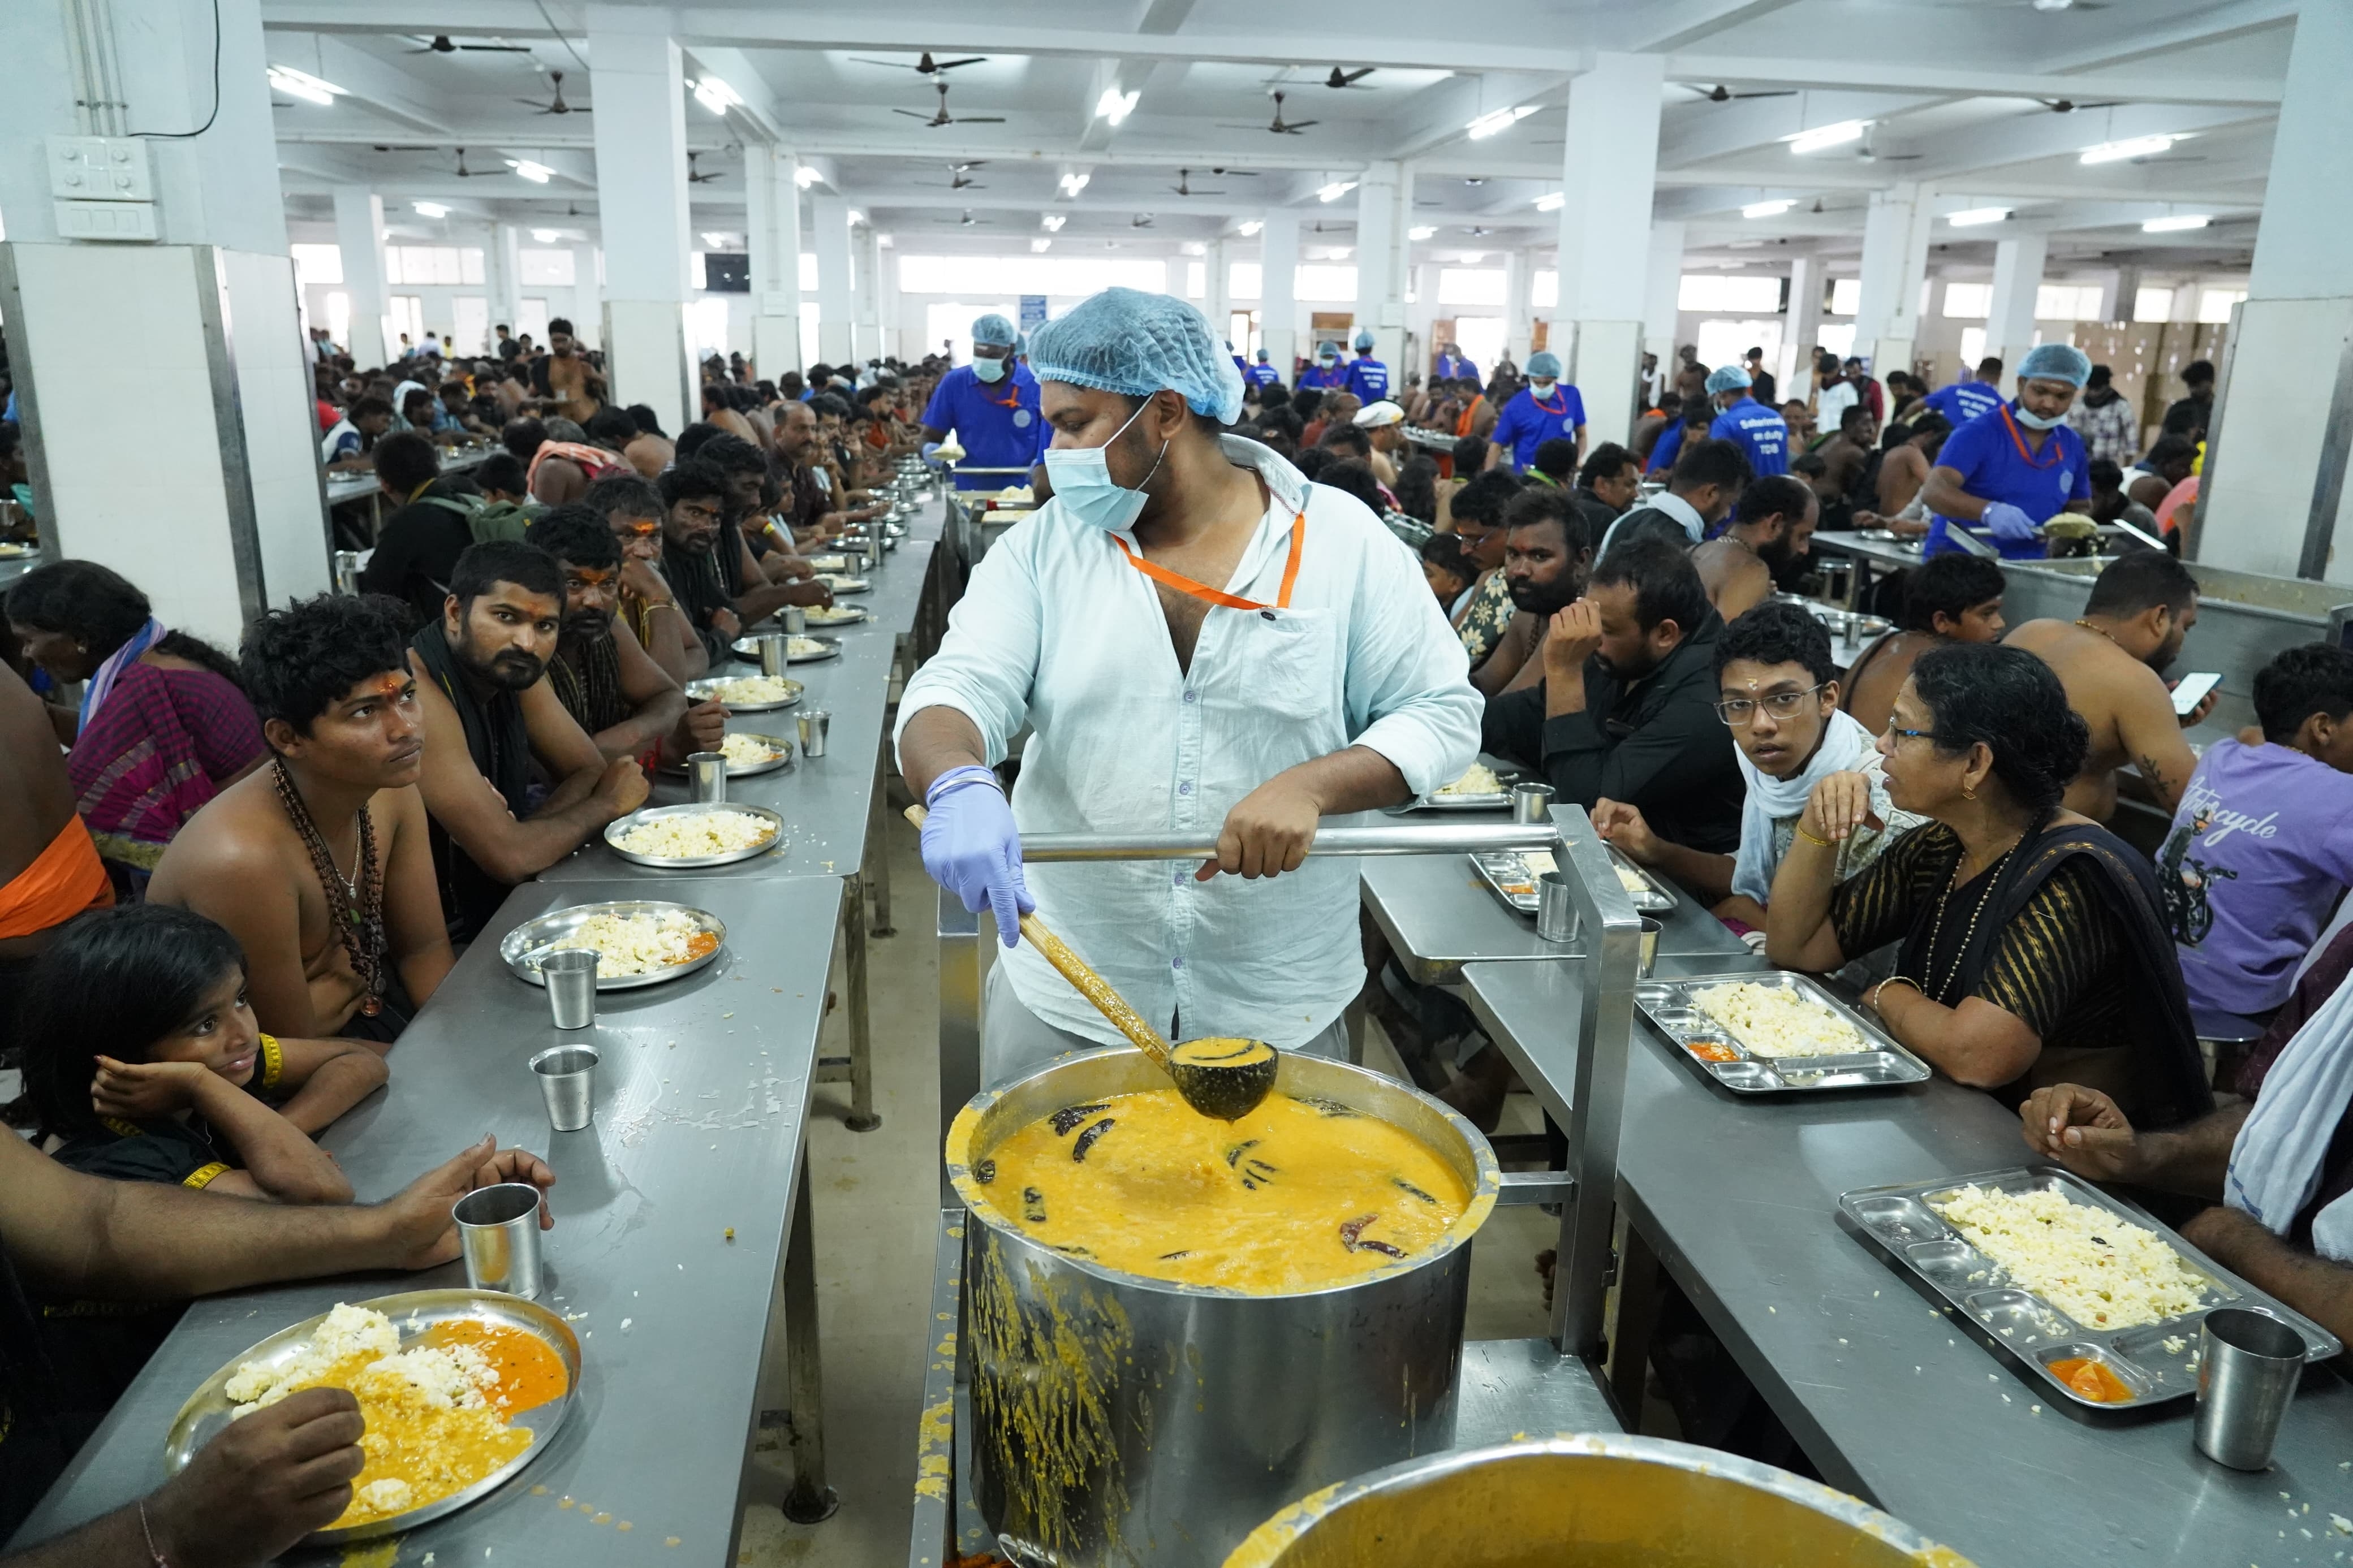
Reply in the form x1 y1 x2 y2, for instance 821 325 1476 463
1639 970 1932 1094
945 1048 1502 1568
1219 1435 1974 1567
1839 1165 2341 1415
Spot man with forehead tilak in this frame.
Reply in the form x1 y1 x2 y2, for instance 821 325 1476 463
897 288 1481 1086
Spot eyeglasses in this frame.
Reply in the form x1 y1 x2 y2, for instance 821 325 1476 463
1883 723 1953 745
1714 685 1824 726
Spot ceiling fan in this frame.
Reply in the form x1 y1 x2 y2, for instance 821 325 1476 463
1216 91 1317 136
895 80 1005 127
930 209 989 226
1131 213 1156 228
2035 96 2123 113
1259 66 1376 90
852 50 987 75
930 162 988 189
1683 83 1796 102
1170 169 1226 196
407 34 531 54
686 152 721 184
1209 166 1259 176
444 147 492 177
518 71 585 115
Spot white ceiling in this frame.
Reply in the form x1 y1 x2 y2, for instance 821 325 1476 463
262 0 2291 277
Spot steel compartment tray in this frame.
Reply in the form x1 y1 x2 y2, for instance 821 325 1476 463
165 1289 580 1544
603 803 785 869
1637 970 1929 1094
500 899 729 987
1838 1165 2341 1414
1469 845 1676 915
683 673 804 712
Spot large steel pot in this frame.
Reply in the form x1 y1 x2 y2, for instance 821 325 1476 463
1221 1435 1976 1568
945 1047 1503 1568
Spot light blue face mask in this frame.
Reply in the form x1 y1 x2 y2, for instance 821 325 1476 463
972 353 1009 384
1042 399 1166 533
2012 399 2065 430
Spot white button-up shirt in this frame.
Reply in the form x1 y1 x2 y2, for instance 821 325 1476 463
896 437 1481 1048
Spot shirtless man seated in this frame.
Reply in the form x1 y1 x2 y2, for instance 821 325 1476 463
1857 412 1952 533
1841 554 2007 736
150 595 454 1046
1692 475 1816 624
2003 550 2207 820
0 664 111 999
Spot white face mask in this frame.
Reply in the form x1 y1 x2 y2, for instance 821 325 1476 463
1041 399 1166 533
2012 401 2065 430
1529 379 1557 398
972 354 1009 384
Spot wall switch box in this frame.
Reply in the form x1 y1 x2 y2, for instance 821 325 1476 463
48 136 154 201
54 200 160 241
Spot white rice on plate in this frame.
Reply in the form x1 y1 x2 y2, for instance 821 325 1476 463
717 734 785 767
698 675 798 706
1434 763 1504 797
1692 982 1863 1058
541 907 714 975
1930 1183 2210 1329
611 811 774 863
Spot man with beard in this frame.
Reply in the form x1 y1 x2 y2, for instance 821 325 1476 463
774 401 886 543
694 433 820 587
1480 535 1744 854
1470 487 1596 698
1605 437 1748 555
1692 476 1818 622
407 541 648 940
148 595 454 1044
529 317 605 425
658 459 832 668
524 507 719 766
584 473 705 683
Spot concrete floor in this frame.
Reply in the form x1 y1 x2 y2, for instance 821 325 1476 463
737 809 1563 1566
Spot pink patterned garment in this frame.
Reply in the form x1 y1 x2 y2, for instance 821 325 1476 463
70 662 265 885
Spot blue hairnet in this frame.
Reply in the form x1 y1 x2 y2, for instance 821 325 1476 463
1316 342 1341 360
1705 365 1753 395
1024 287 1246 424
972 313 1019 348
1353 328 1376 351
1525 351 1563 380
2018 343 2092 387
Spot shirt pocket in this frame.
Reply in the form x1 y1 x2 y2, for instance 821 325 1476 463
1226 607 1341 731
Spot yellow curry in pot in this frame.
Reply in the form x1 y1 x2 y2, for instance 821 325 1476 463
969 1088 1472 1291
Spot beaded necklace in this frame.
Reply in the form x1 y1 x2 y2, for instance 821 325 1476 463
272 758 387 1016
1922 832 2023 1004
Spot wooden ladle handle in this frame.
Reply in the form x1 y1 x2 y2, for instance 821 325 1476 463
903 804 1175 1072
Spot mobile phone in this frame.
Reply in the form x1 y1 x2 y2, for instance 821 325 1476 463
2170 671 2222 717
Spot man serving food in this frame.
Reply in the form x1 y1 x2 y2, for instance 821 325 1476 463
897 288 1480 1087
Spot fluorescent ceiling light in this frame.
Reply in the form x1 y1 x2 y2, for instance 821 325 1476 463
1742 198 1796 219
848 210 866 226
692 76 741 116
1533 191 1563 212
1180 240 1206 256
2082 133 2179 165
267 65 342 106
700 231 734 248
1058 171 1090 196
1945 206 2011 226
794 164 820 188
1787 119 1868 155
878 234 893 248
2143 213 2210 232
532 227 561 242
1041 213 1066 231
1465 104 1537 140
508 159 552 183
1236 219 1262 236
1093 88 1139 126
411 201 450 218
1032 237 1052 252
1317 180 1358 202
1408 224 1436 240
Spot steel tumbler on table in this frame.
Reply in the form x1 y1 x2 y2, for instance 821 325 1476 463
541 948 599 1029
2195 1307 2305 1470
531 1043 600 1133
755 632 787 677
453 1182 546 1298
798 709 830 758
1536 871 1578 944
782 604 807 634
688 751 729 803
1511 781 1557 823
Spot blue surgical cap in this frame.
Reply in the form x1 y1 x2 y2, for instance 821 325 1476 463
1525 351 1563 380
1024 287 1246 424
1317 342 1341 361
2018 343 2092 388
1354 328 1376 351
1705 365 1753 395
972 313 1019 348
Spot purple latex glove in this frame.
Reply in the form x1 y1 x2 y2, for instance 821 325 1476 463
920 766 1035 946
1980 502 2038 545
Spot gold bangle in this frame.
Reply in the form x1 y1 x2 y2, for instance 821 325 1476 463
1796 824 1834 849
1873 977 1921 1007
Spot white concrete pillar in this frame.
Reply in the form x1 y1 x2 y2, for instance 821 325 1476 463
1404 262 1438 379
1502 250 1536 366
1986 233 2048 378
333 188 393 369
2169 282 2201 325
1259 211 1300 376
1204 239 1231 344
486 223 523 348
812 194 855 365
587 4 693 437
1642 220 1687 391
854 222 885 364
568 244 601 349
1782 254 1822 404
743 145 805 379
0 0 329 640
1353 161 1409 372
1854 183 1932 385
1555 52 1665 446
2197 0 2353 580
875 236 900 362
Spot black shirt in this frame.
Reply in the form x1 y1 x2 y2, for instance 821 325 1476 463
2162 394 2212 439
662 535 736 665
360 479 476 629
1750 369 1778 407
410 620 536 941
1480 610 1745 853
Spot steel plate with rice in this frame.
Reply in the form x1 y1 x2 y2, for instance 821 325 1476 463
500 899 728 988
684 673 803 711
658 731 794 776
801 604 869 628
816 573 870 595
732 633 842 665
604 803 784 868
164 1290 580 1544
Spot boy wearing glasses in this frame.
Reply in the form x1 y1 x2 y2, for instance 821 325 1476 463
1595 601 1922 930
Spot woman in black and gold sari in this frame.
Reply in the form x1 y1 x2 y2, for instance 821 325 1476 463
1766 641 2212 1129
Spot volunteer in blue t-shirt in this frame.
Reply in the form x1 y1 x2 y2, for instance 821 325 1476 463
1704 365 1791 477
1483 351 1587 472
1920 343 2095 560
1922 357 2006 429
919 312 1046 491
1243 348 1281 389
1298 343 1348 391
1343 329 1390 404
1433 343 1480 385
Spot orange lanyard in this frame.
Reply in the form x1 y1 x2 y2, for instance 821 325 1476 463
1112 512 1307 611
1997 403 2063 469
985 383 1023 410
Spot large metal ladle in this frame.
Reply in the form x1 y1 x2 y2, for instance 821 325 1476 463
904 805 1278 1120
